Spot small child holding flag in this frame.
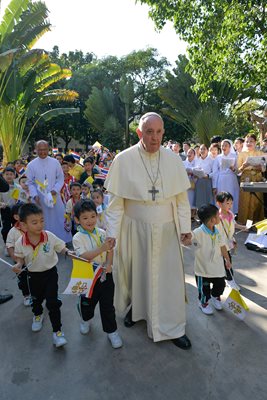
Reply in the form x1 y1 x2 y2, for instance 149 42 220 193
216 192 240 291
12 203 74 348
72 199 122 349
192 204 232 315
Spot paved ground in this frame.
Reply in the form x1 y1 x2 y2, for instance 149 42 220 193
0 230 266 400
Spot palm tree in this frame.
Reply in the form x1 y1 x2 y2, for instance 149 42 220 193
159 55 256 145
0 0 79 161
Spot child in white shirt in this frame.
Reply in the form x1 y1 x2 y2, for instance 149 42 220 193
72 199 122 349
193 204 231 315
13 203 74 348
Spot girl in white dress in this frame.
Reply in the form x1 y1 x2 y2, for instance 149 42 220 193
212 140 239 214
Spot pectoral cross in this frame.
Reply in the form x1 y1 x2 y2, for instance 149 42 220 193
148 185 159 201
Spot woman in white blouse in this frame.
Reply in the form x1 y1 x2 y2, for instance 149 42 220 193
183 148 197 218
212 139 239 214
194 144 215 208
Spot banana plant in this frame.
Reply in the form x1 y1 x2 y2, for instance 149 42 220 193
0 0 79 161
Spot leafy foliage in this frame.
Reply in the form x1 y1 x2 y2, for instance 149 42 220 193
138 0 267 97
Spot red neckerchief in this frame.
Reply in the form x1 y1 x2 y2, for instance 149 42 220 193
22 231 48 250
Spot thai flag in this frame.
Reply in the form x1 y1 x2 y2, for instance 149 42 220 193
19 167 26 175
87 262 104 298
52 148 58 155
94 167 109 181
71 151 81 161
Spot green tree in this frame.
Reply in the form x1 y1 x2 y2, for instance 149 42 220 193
159 55 255 145
138 0 267 97
0 0 79 161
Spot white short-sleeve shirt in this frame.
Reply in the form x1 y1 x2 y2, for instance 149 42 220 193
14 231 65 272
6 226 23 249
72 227 106 264
193 225 226 278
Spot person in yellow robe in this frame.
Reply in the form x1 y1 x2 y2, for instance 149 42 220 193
105 112 192 350
237 133 265 224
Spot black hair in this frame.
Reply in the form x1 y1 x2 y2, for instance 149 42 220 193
18 175 27 183
235 137 244 143
70 182 82 190
91 188 104 199
63 155 76 164
3 167 16 174
197 204 218 225
216 191 234 203
18 203 43 222
73 199 96 219
10 203 22 225
210 135 222 144
83 157 94 165
55 153 63 158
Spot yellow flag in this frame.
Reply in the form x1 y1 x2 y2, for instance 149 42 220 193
11 188 20 200
71 259 95 279
255 219 267 234
224 289 249 320
63 259 103 297
84 176 94 185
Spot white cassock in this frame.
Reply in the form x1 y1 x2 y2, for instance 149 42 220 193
105 142 191 342
26 156 72 243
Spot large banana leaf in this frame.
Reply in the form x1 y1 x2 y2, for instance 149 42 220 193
42 90 79 103
0 48 19 73
39 107 80 122
0 0 29 44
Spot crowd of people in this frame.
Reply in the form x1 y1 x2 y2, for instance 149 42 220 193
0 114 266 351
164 134 267 224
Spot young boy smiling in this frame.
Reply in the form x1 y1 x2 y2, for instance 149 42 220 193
13 203 73 348
72 199 122 349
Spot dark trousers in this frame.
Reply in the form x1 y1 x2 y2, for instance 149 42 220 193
1 207 12 243
79 273 117 334
224 251 234 281
196 275 225 304
18 266 30 296
28 267 62 332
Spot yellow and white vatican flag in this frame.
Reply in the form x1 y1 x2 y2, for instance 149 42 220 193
255 219 267 235
63 259 103 298
223 289 249 320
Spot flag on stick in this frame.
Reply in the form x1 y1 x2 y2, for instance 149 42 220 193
255 219 267 235
94 167 109 181
71 151 81 161
223 289 249 320
63 259 103 298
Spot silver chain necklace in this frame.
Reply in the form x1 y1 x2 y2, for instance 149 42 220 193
138 147 160 201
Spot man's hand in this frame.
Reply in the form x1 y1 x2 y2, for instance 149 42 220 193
225 259 232 270
180 233 192 246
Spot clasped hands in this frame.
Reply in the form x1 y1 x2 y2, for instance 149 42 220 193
180 233 192 246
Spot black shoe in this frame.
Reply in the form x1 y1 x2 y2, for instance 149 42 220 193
172 334 191 350
124 308 135 328
0 294 13 304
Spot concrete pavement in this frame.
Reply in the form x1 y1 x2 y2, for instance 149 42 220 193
0 230 266 400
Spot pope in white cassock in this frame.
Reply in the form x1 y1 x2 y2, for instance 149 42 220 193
26 141 72 243
105 112 192 349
